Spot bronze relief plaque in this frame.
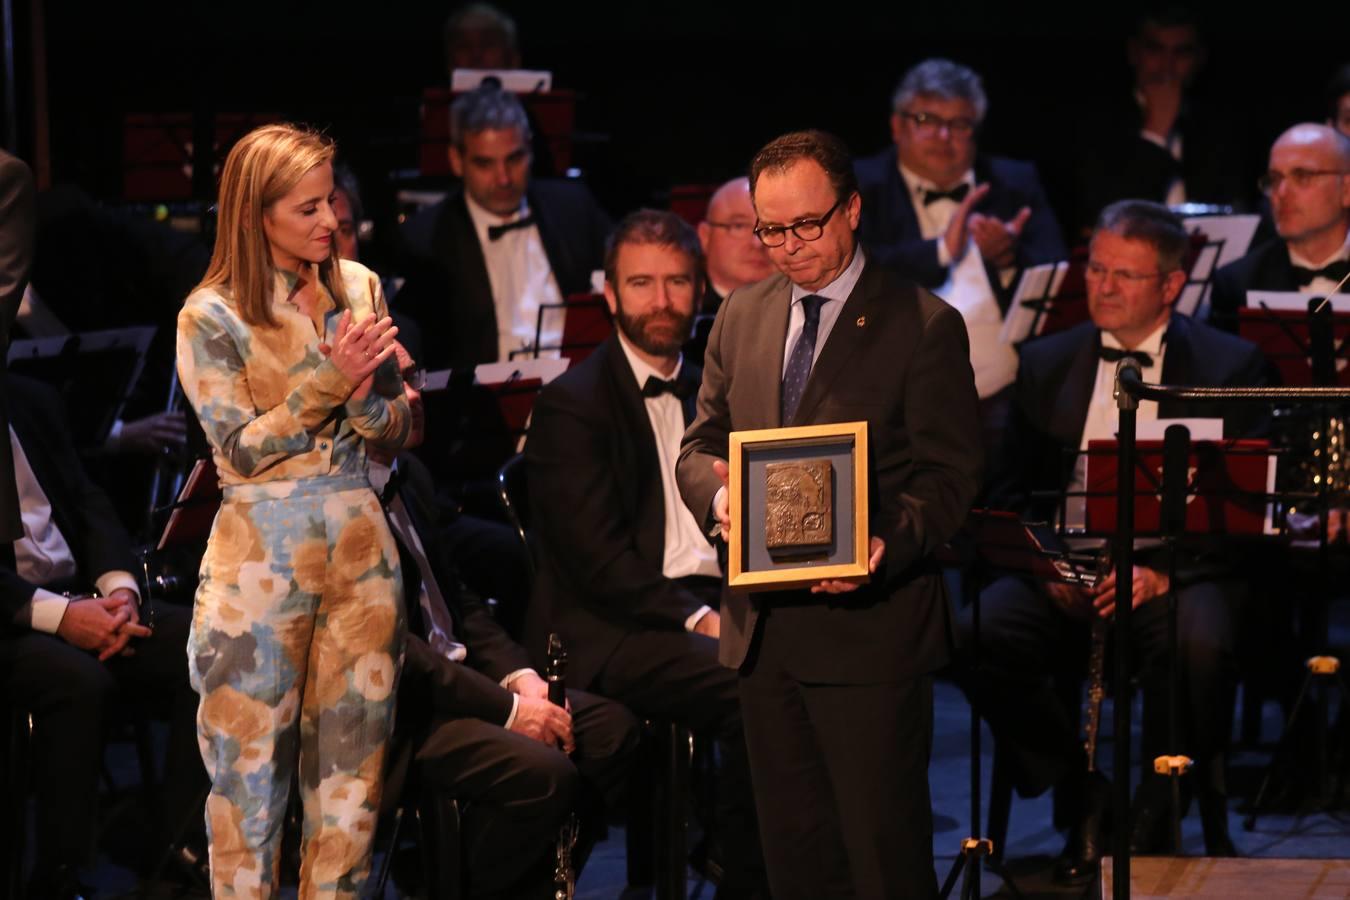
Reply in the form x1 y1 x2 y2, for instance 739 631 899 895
764 459 833 554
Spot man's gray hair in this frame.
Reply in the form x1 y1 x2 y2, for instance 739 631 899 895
891 58 988 124
450 83 532 148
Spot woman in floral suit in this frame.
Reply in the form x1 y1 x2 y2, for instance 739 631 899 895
176 123 408 898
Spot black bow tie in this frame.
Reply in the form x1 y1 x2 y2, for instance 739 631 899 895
487 215 537 241
1291 259 1350 288
922 184 970 206
1099 346 1155 368
642 375 696 400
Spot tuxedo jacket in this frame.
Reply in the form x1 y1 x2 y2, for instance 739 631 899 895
677 258 983 684
1073 89 1257 234
985 315 1270 523
0 374 135 627
0 152 34 541
1208 239 1301 335
523 334 707 689
395 180 612 372
391 451 533 727
854 147 1067 301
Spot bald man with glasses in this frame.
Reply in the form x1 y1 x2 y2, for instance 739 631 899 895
1210 123 1350 332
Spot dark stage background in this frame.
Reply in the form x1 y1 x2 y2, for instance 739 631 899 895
11 2 1347 268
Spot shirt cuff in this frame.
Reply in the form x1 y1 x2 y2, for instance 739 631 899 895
503 693 520 730
23 589 71 634
708 486 728 539
499 668 534 690
96 571 140 601
935 236 954 267
685 605 713 632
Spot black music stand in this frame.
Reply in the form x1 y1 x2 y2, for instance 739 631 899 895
940 510 1102 900
1084 434 1274 851
1237 300 1350 824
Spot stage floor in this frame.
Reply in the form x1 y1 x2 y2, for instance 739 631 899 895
60 599 1350 898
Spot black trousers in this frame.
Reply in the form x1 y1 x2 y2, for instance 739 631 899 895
738 606 938 900
592 621 768 898
0 600 204 876
956 574 1241 802
416 687 639 900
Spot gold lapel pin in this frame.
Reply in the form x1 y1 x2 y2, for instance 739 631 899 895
856 316 866 327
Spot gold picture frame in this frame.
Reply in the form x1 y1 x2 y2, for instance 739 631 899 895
727 421 869 592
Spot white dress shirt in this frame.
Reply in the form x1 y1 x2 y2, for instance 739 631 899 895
1136 91 1187 207
616 335 721 631
464 193 564 362
1063 322 1169 532
1288 229 1350 296
899 164 1019 399
11 426 139 632
781 245 866 376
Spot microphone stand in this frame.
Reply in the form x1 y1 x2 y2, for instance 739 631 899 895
1112 359 1141 900
939 539 1026 900
1156 424 1193 853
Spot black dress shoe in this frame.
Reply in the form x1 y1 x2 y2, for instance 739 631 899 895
1054 772 1110 885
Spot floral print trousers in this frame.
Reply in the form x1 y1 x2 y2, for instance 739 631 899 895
188 474 404 898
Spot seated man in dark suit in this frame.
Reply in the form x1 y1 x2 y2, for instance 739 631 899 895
961 201 1268 883
369 344 639 900
855 58 1065 455
1 374 204 899
396 83 611 371
525 210 767 898
696 176 775 318
1209 124 1350 331
1073 10 1257 234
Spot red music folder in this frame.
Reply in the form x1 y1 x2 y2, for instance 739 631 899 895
1084 439 1274 536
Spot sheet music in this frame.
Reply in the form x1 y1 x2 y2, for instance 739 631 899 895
475 358 570 385
1246 291 1350 312
1135 418 1223 441
450 68 553 92
1000 261 1070 344
423 369 453 392
1181 214 1261 319
1183 214 1261 270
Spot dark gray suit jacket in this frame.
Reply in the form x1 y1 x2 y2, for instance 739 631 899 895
677 255 983 683
0 151 35 541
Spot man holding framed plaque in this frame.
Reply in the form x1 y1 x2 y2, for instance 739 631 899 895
678 130 982 899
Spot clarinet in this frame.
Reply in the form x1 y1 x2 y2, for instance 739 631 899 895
1081 550 1112 773
546 633 578 900
1083 619 1108 772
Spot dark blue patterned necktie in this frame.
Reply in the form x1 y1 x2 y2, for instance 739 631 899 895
781 294 826 424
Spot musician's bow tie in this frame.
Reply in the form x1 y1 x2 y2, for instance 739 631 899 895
922 184 970 206
642 375 696 400
487 215 537 241
1099 346 1154 367
1291 259 1350 288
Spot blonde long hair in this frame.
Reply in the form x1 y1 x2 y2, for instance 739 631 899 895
195 123 349 327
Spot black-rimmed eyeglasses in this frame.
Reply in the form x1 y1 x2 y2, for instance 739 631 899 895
899 110 977 139
753 198 843 247
402 367 427 391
